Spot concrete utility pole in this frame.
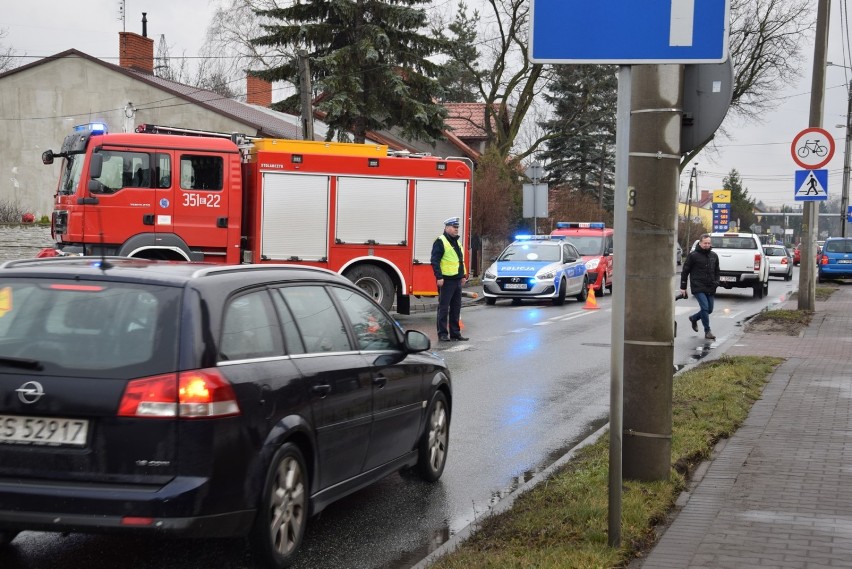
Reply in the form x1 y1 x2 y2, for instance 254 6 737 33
799 0 830 311
622 65 682 481
842 81 851 238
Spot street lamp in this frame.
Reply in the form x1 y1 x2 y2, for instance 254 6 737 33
827 62 851 237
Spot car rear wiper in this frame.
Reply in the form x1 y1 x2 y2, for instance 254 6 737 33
0 357 44 371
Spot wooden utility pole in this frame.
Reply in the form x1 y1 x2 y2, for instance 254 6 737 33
799 0 830 311
298 51 314 141
622 64 682 481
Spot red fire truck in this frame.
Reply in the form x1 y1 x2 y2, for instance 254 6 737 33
39 123 472 314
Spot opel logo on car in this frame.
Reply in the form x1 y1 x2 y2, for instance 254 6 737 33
16 381 45 404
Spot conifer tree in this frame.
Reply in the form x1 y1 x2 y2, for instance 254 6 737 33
251 0 447 143
538 65 617 211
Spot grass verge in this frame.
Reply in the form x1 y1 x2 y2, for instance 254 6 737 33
431 355 783 569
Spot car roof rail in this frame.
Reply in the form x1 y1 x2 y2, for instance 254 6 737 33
0 256 133 269
190 263 340 279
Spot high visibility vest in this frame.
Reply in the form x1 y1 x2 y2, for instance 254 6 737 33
438 235 464 277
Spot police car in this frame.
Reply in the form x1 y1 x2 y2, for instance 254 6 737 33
482 235 589 305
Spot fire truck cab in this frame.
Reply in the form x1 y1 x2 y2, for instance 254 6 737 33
41 123 472 314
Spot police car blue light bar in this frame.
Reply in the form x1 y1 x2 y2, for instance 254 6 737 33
73 122 108 135
555 222 605 229
514 234 565 241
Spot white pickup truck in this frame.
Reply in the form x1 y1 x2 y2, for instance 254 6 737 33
706 232 770 298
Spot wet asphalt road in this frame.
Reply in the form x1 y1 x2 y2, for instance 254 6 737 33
0 227 798 569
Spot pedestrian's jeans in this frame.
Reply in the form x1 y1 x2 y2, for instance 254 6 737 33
691 292 715 332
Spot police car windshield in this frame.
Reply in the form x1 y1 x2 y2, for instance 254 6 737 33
563 236 603 256
499 243 561 262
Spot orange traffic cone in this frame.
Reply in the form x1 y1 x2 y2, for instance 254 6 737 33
583 285 599 310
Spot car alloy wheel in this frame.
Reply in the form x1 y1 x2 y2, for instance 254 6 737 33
418 391 449 482
251 443 308 569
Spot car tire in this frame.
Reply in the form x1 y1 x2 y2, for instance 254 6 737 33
250 443 309 569
417 390 450 482
764 280 769 295
511 298 522 306
598 275 607 297
576 276 589 302
343 265 394 311
485 296 496 306
552 278 567 306
0 530 19 547
753 283 764 299
785 271 792 281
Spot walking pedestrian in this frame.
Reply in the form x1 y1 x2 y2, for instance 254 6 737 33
431 217 468 341
680 233 720 340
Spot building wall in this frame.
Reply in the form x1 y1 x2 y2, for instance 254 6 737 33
0 55 256 217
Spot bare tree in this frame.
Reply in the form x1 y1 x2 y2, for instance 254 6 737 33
0 28 17 73
681 0 813 167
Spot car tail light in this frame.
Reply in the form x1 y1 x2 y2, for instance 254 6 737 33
820 255 828 265
781 257 788 265
753 254 761 271
118 369 240 419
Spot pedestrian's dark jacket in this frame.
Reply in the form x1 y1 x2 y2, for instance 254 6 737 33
681 246 720 294
431 231 466 279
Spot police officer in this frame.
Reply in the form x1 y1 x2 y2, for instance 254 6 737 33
431 217 468 341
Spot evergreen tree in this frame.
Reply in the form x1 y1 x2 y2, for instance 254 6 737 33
251 0 447 143
722 169 757 231
538 65 617 212
433 2 486 103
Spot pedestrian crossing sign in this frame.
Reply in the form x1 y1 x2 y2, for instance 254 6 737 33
794 169 828 201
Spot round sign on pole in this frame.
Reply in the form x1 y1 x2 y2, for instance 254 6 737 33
791 127 835 169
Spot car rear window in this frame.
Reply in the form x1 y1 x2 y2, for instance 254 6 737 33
711 236 758 250
824 239 852 254
763 246 785 256
0 278 180 378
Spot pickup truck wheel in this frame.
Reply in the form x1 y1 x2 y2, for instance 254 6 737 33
753 283 764 299
763 280 769 294
344 266 394 311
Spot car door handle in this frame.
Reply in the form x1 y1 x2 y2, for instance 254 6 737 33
312 384 332 397
372 375 387 388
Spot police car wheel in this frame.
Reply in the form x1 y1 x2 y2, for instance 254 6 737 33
485 297 496 305
552 278 567 306
576 277 589 302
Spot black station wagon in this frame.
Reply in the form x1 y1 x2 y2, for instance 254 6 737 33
0 258 451 568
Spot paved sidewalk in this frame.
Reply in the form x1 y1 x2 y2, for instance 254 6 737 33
639 284 852 569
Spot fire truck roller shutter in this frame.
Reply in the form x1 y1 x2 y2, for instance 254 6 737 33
117 233 202 261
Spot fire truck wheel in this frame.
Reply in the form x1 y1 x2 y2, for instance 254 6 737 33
344 265 395 311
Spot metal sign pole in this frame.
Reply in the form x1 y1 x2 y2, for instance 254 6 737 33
608 64 630 548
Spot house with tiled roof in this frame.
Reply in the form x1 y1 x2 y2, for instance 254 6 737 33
0 25 478 215
443 102 510 156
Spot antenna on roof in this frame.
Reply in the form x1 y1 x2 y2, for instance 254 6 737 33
117 0 125 32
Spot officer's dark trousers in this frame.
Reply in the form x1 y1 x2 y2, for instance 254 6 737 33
437 278 462 337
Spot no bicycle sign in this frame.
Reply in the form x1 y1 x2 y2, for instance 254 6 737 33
791 127 835 170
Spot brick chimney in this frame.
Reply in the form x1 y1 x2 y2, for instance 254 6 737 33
246 74 273 107
119 13 154 74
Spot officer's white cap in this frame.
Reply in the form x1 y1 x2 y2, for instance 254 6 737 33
443 217 460 227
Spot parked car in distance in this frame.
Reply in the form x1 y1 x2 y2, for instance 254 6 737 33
0 258 451 568
762 245 793 281
793 244 801 265
482 235 589 306
817 237 852 282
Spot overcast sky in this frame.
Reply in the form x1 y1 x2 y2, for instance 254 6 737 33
1 1 847 209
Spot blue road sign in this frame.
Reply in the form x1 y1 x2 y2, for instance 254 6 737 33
794 169 828 201
529 0 730 63
847 206 852 223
